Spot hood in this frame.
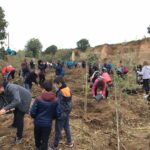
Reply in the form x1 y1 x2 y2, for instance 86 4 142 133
38 92 56 102
61 87 71 97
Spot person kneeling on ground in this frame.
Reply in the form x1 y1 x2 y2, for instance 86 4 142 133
92 76 108 101
50 76 73 150
30 81 58 150
0 81 32 144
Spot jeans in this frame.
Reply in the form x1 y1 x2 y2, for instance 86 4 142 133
13 109 25 139
54 115 72 147
143 79 150 94
34 126 51 150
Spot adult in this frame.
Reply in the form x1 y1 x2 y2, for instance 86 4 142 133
137 61 150 97
2 65 16 82
30 59 36 70
21 59 30 82
0 81 32 144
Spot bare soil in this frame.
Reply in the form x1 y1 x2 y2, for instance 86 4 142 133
0 68 150 150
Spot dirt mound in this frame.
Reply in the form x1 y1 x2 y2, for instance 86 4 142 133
92 37 150 63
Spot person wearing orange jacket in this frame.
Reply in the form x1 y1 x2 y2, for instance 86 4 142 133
2 65 16 81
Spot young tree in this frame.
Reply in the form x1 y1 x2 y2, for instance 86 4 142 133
44 45 57 55
77 39 90 51
25 38 42 58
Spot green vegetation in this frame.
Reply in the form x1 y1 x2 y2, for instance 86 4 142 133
77 39 90 51
25 38 42 58
0 7 7 41
0 7 8 60
44 45 57 55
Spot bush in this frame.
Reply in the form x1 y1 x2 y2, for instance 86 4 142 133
44 45 57 55
86 53 99 65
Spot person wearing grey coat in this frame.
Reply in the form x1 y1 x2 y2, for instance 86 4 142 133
0 82 32 144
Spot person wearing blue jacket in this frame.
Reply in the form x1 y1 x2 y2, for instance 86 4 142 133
55 62 64 77
30 81 58 150
50 76 73 150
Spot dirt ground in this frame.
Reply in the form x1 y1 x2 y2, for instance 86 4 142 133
0 68 150 150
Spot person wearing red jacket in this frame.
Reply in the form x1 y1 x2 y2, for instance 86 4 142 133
2 65 16 81
92 76 108 101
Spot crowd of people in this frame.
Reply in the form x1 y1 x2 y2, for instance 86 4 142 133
0 58 150 150
0 59 74 150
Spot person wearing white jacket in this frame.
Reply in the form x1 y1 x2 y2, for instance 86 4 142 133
137 61 150 97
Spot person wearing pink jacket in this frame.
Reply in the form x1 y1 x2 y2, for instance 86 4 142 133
92 76 108 100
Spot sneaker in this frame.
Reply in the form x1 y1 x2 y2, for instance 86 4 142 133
66 142 74 148
49 145 58 150
11 137 22 145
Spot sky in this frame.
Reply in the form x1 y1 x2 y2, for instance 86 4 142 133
0 0 150 50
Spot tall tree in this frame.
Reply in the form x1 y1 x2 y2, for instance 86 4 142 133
44 45 57 55
77 39 90 51
25 38 42 58
0 7 7 41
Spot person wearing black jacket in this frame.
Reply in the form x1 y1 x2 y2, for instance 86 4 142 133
24 70 38 92
30 81 58 150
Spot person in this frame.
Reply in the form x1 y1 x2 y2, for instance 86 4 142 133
92 76 108 101
39 71 46 86
136 65 143 85
30 59 36 69
21 59 30 82
0 81 32 144
55 62 64 77
67 60 73 69
38 60 47 73
137 61 150 98
38 60 47 85
24 70 38 92
30 81 58 150
1 65 16 82
88 64 95 79
50 76 73 149
82 60 86 68
101 69 113 87
74 61 78 68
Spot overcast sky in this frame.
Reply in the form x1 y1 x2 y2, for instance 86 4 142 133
0 0 150 50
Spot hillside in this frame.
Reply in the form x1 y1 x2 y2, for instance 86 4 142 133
92 37 150 64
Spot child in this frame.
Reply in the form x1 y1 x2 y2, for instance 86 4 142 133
92 76 108 101
30 81 57 150
55 62 64 77
50 76 73 149
137 61 150 98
